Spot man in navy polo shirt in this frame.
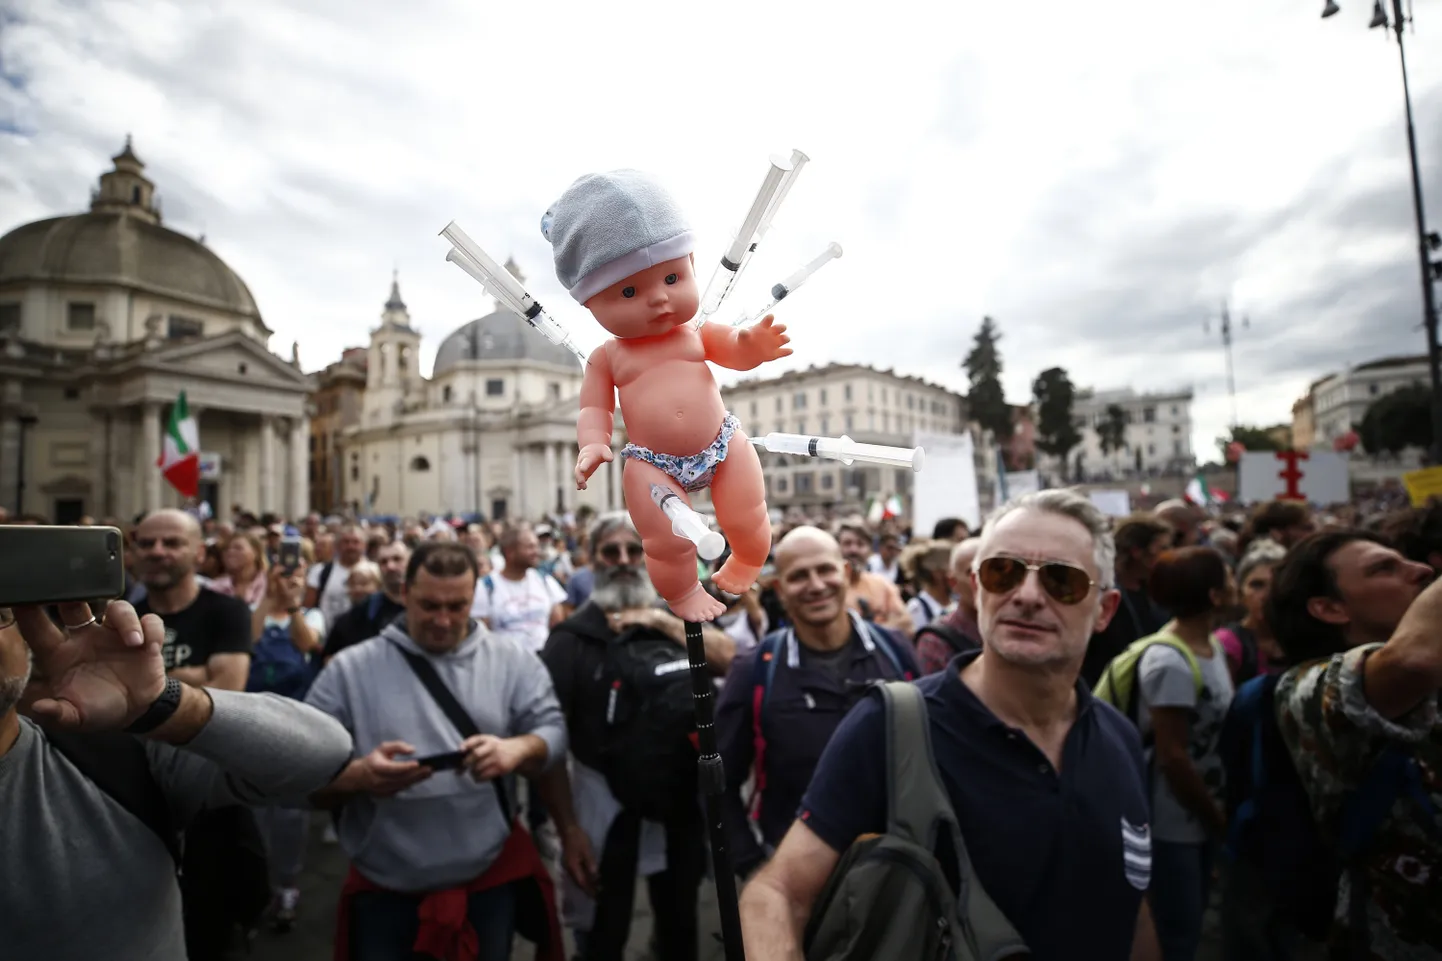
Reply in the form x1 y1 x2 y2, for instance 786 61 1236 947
738 489 1160 961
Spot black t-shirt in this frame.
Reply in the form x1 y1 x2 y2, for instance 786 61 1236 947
324 592 406 660
799 639 855 690
134 587 253 671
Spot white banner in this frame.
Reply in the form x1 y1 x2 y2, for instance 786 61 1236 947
912 431 981 533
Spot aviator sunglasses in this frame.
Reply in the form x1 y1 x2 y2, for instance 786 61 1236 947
976 556 1095 606
597 542 645 563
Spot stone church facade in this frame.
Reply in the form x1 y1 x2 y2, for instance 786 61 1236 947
0 139 311 522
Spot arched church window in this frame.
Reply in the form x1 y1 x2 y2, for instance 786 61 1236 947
410 456 431 472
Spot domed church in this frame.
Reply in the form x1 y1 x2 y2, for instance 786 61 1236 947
339 260 628 520
0 139 312 522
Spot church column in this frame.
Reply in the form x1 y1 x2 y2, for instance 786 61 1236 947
289 416 309 519
558 442 575 512
258 415 275 513
543 441 558 517
608 450 624 512
142 401 163 512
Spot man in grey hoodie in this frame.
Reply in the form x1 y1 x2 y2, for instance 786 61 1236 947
306 540 584 961
1 596 354 961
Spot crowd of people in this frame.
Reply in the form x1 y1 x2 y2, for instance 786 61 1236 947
1 484 1440 961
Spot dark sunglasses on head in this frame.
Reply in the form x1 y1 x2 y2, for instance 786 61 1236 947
598 543 645 563
976 556 1095 605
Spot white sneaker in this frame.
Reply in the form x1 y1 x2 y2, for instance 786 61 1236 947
322 822 339 845
274 887 300 932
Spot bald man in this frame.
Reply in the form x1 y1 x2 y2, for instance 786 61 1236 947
131 510 251 693
715 526 918 878
1155 499 1204 549
130 509 262 960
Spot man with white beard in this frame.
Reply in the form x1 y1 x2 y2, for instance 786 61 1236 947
540 511 735 961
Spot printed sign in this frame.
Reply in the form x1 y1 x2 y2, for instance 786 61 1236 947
1402 466 1442 507
1237 450 1349 505
198 451 222 480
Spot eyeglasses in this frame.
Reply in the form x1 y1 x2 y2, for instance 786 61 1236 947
597 543 645 564
976 556 1095 606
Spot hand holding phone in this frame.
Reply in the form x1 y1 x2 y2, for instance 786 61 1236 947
414 750 467 771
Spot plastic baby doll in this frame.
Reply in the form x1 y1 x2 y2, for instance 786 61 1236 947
542 169 792 622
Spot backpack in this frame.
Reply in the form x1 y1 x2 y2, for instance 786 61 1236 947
1222 672 1442 948
1093 631 1214 729
915 621 978 658
1223 622 1260 684
748 619 912 819
597 623 699 821
803 682 1030 961
246 622 320 700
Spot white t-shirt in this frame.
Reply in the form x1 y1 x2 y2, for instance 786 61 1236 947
1135 637 1234 844
471 568 566 654
306 560 355 629
906 591 948 630
868 555 899 583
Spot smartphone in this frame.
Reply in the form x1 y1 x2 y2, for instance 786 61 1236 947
278 535 303 574
414 750 467 771
0 525 126 607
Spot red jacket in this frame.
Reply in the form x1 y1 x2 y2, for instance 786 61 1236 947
333 821 563 961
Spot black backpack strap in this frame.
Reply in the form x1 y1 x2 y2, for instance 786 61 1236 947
46 730 183 868
318 560 335 594
390 641 514 825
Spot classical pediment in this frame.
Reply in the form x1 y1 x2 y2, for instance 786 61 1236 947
109 330 314 392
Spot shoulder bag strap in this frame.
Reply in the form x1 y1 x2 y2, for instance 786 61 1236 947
390 641 513 825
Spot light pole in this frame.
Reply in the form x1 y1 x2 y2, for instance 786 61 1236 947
1204 300 1249 430
1322 0 1442 463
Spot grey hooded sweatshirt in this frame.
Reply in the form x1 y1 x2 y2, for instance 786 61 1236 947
305 617 567 892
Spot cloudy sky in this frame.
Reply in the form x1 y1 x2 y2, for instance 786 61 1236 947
2 0 1438 464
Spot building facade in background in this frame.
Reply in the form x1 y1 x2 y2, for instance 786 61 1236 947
0 140 311 522
1296 354 1430 447
1060 386 1195 480
718 362 968 512
335 263 626 520
310 344 368 516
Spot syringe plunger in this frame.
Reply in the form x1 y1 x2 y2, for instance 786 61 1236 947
649 484 727 559
750 433 925 472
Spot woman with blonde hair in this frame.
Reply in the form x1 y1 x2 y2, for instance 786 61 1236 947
211 530 268 609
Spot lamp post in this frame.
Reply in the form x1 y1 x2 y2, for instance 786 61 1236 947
1323 0 1442 463
14 412 37 515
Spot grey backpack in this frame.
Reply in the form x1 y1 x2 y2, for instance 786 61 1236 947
803 681 1030 961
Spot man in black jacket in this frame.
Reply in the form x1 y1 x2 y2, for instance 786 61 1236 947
322 541 410 661
540 511 734 961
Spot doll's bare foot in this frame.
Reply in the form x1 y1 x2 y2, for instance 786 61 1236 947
713 557 762 596
666 582 726 622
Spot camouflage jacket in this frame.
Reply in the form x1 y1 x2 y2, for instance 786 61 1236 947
1275 644 1442 960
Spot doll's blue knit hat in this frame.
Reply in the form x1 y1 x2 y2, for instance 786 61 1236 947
541 170 695 304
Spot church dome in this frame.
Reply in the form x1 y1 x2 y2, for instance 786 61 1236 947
0 138 262 321
433 307 582 376
0 214 261 318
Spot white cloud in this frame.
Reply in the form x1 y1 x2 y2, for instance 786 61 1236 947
2 0 1438 464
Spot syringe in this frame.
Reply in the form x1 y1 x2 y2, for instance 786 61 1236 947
439 221 590 370
693 149 810 329
730 242 843 327
650 484 726 559
749 433 925 472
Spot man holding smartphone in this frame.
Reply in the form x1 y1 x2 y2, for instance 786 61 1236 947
0 598 353 961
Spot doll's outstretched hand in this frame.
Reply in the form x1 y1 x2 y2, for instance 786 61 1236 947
575 444 614 489
736 315 793 365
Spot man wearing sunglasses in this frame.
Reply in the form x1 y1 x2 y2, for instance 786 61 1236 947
740 489 1160 961
540 511 735 961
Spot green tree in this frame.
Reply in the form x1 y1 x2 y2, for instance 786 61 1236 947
964 316 1012 446
1033 367 1082 477
1097 404 1128 459
1215 424 1286 461
1361 385 1433 455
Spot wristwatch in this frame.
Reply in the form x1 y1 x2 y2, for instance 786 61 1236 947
125 677 184 734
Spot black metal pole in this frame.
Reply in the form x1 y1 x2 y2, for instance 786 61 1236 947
1390 0 1442 463
684 619 746 961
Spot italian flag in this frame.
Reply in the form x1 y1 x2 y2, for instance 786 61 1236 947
156 392 200 498
1185 471 1228 507
866 494 904 524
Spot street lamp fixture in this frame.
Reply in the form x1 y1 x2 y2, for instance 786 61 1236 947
1322 0 1442 464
